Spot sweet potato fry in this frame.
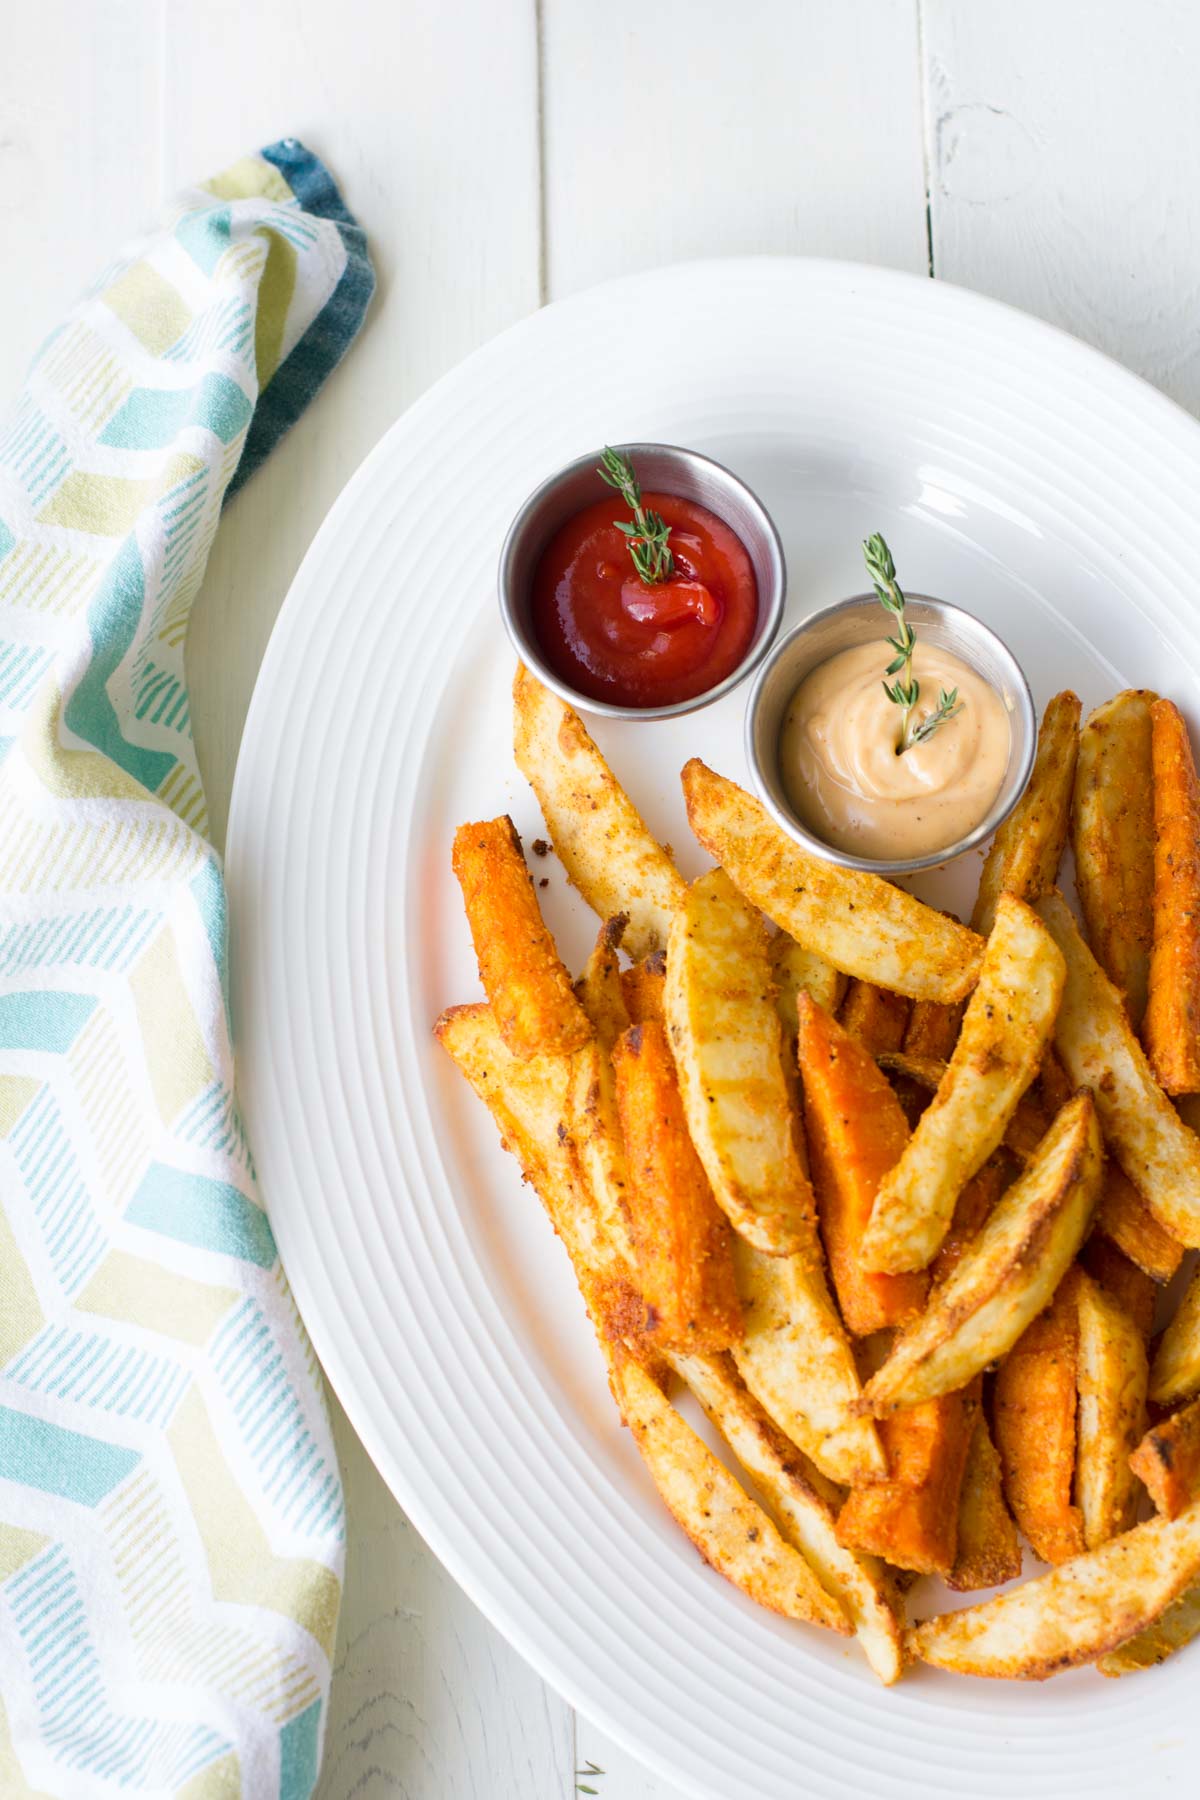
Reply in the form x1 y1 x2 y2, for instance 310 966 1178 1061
948 1409 1022 1594
971 689 1081 936
666 870 816 1256
1131 1395 1200 1519
839 979 911 1057
836 1384 976 1578
1150 1266 1200 1407
1071 689 1156 1027
993 1271 1086 1565
903 997 963 1063
1076 1272 1148 1548
513 665 685 960
862 1094 1103 1413
612 1020 741 1351
452 816 590 1058
1079 1231 1159 1340
1038 891 1200 1247
574 915 630 1050
1093 1158 1184 1285
1097 1582 1200 1676
669 1351 902 1679
1143 698 1200 1092
909 1498 1200 1679
609 1350 849 1633
769 934 845 1033
682 760 985 1002
620 950 667 1026
731 1237 886 1486
796 995 928 1337
862 895 1066 1273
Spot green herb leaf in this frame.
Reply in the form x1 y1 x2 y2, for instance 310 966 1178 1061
864 532 964 752
598 447 675 585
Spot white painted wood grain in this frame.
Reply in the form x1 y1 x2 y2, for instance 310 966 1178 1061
542 0 929 299
923 0 1200 417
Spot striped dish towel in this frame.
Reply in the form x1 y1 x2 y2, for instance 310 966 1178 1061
0 143 374 1798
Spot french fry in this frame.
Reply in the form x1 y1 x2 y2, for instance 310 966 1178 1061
452 817 590 1058
903 997 963 1063
1143 698 1200 1092
1150 1266 1200 1408
669 1351 902 1681
574 915 630 1050
513 665 685 960
612 1020 742 1351
929 1153 1011 1288
862 895 1066 1273
1130 1396 1200 1519
796 995 928 1337
1076 1272 1148 1548
1097 1582 1200 1676
909 1498 1200 1679
682 760 984 1003
879 1051 1053 1168
948 1409 1022 1594
1038 891 1200 1247
608 1350 850 1633
862 1093 1103 1413
1093 1158 1184 1285
971 689 1081 937
1071 689 1156 1028
666 869 816 1256
1079 1231 1159 1340
621 951 667 1027
836 1384 976 1579
993 1271 1087 1565
838 979 911 1057
769 934 845 1033
731 1237 886 1487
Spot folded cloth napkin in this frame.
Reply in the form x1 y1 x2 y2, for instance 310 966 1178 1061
0 142 374 1798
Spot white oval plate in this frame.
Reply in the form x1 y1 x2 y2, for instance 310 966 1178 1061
227 260 1200 1800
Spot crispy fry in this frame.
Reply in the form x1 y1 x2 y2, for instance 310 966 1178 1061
862 1094 1102 1413
880 1051 1054 1168
513 665 685 960
1076 1272 1148 1548
972 690 1081 936
666 870 816 1256
574 915 630 1050
769 934 845 1033
452 816 590 1058
929 1154 1011 1287
862 895 1066 1273
612 1020 741 1351
1130 1396 1200 1519
682 760 985 1002
838 979 911 1057
1038 891 1200 1247
903 997 963 1063
836 1384 976 1578
1097 1582 1200 1676
669 1352 902 1679
993 1271 1086 1565
1143 698 1200 1092
948 1410 1022 1594
796 995 928 1337
910 1498 1200 1678
609 1350 849 1633
1094 1159 1184 1285
1079 1231 1159 1339
1071 689 1156 1027
1150 1266 1200 1407
731 1237 886 1487
621 951 667 1026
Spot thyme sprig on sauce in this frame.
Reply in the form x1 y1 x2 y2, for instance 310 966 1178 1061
598 447 675 585
863 531 964 752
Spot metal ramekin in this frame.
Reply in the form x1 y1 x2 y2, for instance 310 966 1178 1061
745 592 1037 876
498 443 787 721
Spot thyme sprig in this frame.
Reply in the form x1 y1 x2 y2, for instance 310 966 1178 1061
598 447 675 585
862 532 964 752
575 1761 605 1795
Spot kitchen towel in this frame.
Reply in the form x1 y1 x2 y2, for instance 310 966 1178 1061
0 141 374 1797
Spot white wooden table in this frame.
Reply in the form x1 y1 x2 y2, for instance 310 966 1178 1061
5 3 1200 1793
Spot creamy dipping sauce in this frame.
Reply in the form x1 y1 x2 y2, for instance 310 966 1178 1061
779 640 1011 860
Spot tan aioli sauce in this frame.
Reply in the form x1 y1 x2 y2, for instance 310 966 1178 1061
780 640 1011 860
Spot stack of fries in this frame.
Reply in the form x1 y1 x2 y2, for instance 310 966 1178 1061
437 671 1200 1684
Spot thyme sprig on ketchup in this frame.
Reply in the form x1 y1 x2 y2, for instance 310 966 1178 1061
529 448 758 708
864 532 964 753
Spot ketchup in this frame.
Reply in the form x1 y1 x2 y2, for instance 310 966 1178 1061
530 492 758 707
